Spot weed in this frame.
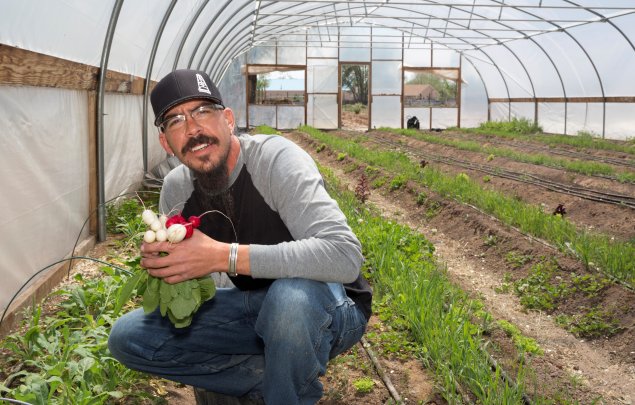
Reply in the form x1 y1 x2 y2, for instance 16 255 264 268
344 162 359 173
416 192 427 205
425 201 441 218
486 154 495 162
482 175 491 183
371 176 387 189
352 377 374 393
352 103 364 115
484 234 498 247
337 152 347 161
505 251 532 269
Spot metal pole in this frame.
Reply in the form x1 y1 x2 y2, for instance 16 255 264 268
142 0 177 173
97 0 124 242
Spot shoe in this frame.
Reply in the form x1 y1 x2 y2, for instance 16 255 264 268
193 387 264 405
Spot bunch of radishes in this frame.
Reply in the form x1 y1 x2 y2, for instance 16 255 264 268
117 207 218 328
141 209 202 244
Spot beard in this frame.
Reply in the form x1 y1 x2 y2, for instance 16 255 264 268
191 160 229 195
186 134 231 194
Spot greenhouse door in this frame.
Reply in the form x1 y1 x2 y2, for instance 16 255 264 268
306 61 339 129
340 63 370 131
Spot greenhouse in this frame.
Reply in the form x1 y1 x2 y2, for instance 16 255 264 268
1 1 634 404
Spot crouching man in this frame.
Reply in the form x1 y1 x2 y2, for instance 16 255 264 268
108 69 372 404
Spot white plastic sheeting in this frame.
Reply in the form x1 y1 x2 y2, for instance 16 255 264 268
0 87 90 311
2 0 635 314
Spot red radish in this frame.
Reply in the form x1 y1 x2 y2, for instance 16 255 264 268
188 215 201 228
165 214 186 228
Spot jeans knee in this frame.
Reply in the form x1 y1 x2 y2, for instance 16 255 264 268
256 279 332 342
265 279 331 318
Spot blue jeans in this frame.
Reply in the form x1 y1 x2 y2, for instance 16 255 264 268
108 278 367 404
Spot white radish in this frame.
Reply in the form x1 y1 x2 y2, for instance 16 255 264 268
159 214 169 228
141 209 158 226
143 230 157 243
155 229 168 242
150 219 163 232
166 224 187 243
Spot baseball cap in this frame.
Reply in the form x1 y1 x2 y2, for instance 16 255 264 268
150 69 224 126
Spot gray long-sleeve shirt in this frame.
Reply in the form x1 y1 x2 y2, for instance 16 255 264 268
159 133 363 284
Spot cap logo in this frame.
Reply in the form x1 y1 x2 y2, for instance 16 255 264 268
196 73 211 95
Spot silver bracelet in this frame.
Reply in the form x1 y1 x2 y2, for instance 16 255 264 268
228 242 238 277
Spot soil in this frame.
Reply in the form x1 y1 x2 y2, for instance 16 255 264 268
4 127 634 404
283 128 635 404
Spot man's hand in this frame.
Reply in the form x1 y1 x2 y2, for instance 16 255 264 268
140 229 227 284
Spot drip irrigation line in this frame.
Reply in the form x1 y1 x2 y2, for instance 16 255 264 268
360 337 403 403
481 344 533 405
0 399 33 405
368 135 635 209
65 187 160 279
0 256 133 330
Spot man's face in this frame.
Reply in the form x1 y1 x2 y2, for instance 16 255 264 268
158 99 236 175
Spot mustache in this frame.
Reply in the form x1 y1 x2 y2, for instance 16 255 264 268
182 135 219 155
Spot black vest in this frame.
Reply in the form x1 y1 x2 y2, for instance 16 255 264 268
182 167 372 320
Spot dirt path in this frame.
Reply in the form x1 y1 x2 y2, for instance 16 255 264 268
285 129 635 404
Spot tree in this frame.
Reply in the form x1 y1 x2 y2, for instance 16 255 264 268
341 65 368 105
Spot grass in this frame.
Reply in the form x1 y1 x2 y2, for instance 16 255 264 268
461 118 635 157
298 125 635 288
379 127 635 183
323 166 533 404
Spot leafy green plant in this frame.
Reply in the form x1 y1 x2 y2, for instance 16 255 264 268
514 259 567 311
0 269 163 404
505 251 532 269
352 377 374 393
497 319 543 355
115 258 216 329
556 307 621 338
371 176 387 189
316 143 326 153
337 152 347 161
389 174 408 190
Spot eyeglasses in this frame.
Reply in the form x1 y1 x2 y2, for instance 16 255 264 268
158 103 224 135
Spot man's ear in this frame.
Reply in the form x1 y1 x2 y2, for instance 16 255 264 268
223 108 236 133
159 132 175 155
